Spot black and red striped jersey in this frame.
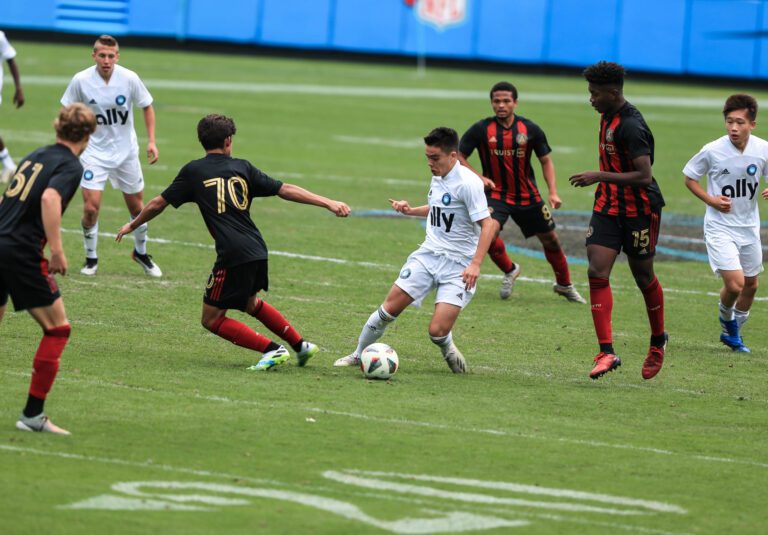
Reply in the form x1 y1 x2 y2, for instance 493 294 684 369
460 115 551 206
594 102 665 217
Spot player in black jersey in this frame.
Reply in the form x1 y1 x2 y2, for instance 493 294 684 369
569 61 667 381
116 114 350 370
0 103 96 434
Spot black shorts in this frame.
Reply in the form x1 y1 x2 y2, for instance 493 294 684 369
0 251 61 311
585 211 661 259
487 198 556 238
203 260 269 311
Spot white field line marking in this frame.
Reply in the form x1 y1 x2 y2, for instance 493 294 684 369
22 75 726 108
59 227 768 301
333 135 422 149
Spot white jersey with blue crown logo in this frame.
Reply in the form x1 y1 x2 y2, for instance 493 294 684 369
0 31 17 106
61 64 153 167
683 134 768 230
420 160 490 264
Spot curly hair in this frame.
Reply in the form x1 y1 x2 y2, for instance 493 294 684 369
723 94 758 121
490 81 518 100
583 61 626 87
197 114 237 150
54 103 97 143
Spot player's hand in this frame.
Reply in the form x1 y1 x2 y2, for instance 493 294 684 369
461 263 481 291
481 176 495 191
389 198 411 215
761 188 768 200
549 193 562 209
49 250 67 275
147 142 159 165
328 201 350 217
13 88 24 108
710 195 732 213
115 223 133 242
569 171 600 187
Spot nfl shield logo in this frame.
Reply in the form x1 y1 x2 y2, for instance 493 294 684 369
416 0 467 31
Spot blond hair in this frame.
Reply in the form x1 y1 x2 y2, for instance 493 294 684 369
54 103 97 143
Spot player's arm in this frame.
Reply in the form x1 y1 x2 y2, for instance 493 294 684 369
569 154 652 188
41 188 66 274
685 175 731 213
458 153 494 190
389 198 428 217
116 195 168 241
461 216 496 290
7 58 23 108
277 183 350 217
142 105 159 164
538 154 561 209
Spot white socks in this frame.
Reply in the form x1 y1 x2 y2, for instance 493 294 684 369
430 331 453 357
82 221 99 259
0 148 14 170
734 308 750 330
131 216 148 255
355 306 396 355
718 301 734 322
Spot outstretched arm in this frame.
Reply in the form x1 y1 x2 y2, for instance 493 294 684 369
570 154 652 188
142 105 158 164
389 198 429 217
7 58 23 108
116 195 168 241
461 216 496 291
277 183 350 217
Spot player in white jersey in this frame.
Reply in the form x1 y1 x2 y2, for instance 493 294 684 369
334 127 496 373
0 31 24 184
683 94 768 353
60 35 161 277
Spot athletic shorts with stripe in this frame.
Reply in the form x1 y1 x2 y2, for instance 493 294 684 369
585 211 661 259
203 260 269 311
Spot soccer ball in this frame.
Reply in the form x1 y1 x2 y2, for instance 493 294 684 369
360 343 399 380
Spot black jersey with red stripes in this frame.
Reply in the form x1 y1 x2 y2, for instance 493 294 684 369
0 144 83 257
460 115 551 206
594 102 665 217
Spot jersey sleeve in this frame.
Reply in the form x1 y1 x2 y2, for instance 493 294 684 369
463 175 490 222
459 121 486 158
60 76 81 106
47 159 83 208
682 147 710 180
131 73 154 109
620 118 652 160
529 122 552 158
0 32 17 61
247 163 283 198
161 166 194 208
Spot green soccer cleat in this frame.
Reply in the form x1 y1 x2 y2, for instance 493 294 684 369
247 346 291 371
296 341 319 367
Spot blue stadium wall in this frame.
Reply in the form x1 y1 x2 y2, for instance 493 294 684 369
2 0 768 79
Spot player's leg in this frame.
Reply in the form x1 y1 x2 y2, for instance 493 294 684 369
80 186 103 275
246 296 318 367
202 303 279 355
537 230 586 304
732 238 763 347
487 200 519 299
429 302 466 373
708 232 751 352
586 243 621 379
718 269 749 352
118 159 161 277
734 274 758 328
18 298 72 435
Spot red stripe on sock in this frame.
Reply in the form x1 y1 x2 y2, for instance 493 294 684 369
251 299 302 347
641 276 665 336
488 236 514 274
212 317 271 353
29 324 71 399
544 247 571 286
588 277 613 344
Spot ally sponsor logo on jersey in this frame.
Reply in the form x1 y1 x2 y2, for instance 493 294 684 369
722 173 759 199
430 193 455 232
94 95 129 126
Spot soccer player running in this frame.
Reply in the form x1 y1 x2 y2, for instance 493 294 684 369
569 61 667 381
335 127 496 373
683 94 768 353
0 104 97 434
116 114 350 370
0 30 24 184
61 34 161 277
459 82 585 303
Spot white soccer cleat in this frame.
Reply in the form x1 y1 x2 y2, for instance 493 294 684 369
553 283 587 304
334 353 360 367
500 263 521 299
443 343 467 374
132 250 162 277
80 258 98 276
16 413 71 435
295 341 319 367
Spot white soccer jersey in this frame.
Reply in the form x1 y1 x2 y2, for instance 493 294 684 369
419 161 490 264
61 64 153 167
0 31 17 105
683 134 768 229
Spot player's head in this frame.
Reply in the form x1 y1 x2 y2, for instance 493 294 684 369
55 103 97 155
424 127 459 177
583 61 626 114
92 34 120 80
490 81 518 119
723 94 758 148
198 114 237 153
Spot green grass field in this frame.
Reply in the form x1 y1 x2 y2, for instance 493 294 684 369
1 40 767 534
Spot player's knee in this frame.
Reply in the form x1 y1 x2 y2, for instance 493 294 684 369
428 324 450 338
203 315 224 333
82 205 99 224
45 324 71 338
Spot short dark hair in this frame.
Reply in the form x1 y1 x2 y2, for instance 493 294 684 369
55 103 97 143
197 114 237 150
424 127 459 153
723 94 758 121
490 81 518 100
583 61 625 88
94 34 118 50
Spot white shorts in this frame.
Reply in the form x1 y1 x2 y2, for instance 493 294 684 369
394 249 475 309
80 155 144 194
705 225 764 277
